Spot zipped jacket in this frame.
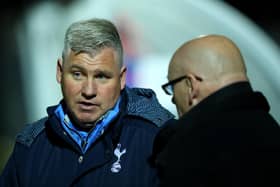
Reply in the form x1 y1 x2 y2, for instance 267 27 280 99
1 87 174 187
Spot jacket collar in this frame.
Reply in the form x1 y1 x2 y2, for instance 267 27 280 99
124 86 174 126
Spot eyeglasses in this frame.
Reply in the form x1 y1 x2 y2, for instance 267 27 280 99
161 75 204 95
161 75 188 95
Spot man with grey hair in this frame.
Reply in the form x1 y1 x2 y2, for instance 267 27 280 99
151 34 280 187
0 18 174 187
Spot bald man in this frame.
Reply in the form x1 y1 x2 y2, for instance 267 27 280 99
151 35 280 187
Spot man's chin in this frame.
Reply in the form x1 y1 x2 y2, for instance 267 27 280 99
78 115 98 122
76 112 99 123
69 112 98 130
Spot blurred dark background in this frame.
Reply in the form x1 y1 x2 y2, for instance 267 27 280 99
0 0 75 172
226 1 280 44
0 0 279 172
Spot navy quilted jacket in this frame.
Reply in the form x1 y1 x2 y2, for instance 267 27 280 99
0 87 174 187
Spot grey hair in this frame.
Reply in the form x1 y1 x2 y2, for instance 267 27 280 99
62 18 123 67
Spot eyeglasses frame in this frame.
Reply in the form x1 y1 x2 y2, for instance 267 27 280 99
162 74 203 95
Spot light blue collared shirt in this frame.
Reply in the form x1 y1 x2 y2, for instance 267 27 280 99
55 97 121 154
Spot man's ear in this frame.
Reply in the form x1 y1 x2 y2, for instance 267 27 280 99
187 74 200 105
56 58 63 84
120 66 127 90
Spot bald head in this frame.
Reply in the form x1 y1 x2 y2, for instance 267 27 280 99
169 34 248 83
167 35 249 115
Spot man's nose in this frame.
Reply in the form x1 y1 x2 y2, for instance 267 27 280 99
82 79 96 98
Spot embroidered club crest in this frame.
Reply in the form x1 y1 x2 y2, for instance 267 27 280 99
111 143 126 173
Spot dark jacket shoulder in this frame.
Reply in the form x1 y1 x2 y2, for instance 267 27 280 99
16 117 47 147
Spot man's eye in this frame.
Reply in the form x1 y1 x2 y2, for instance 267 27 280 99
95 74 107 79
72 72 82 79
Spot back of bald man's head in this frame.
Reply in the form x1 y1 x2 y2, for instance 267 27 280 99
170 34 248 83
